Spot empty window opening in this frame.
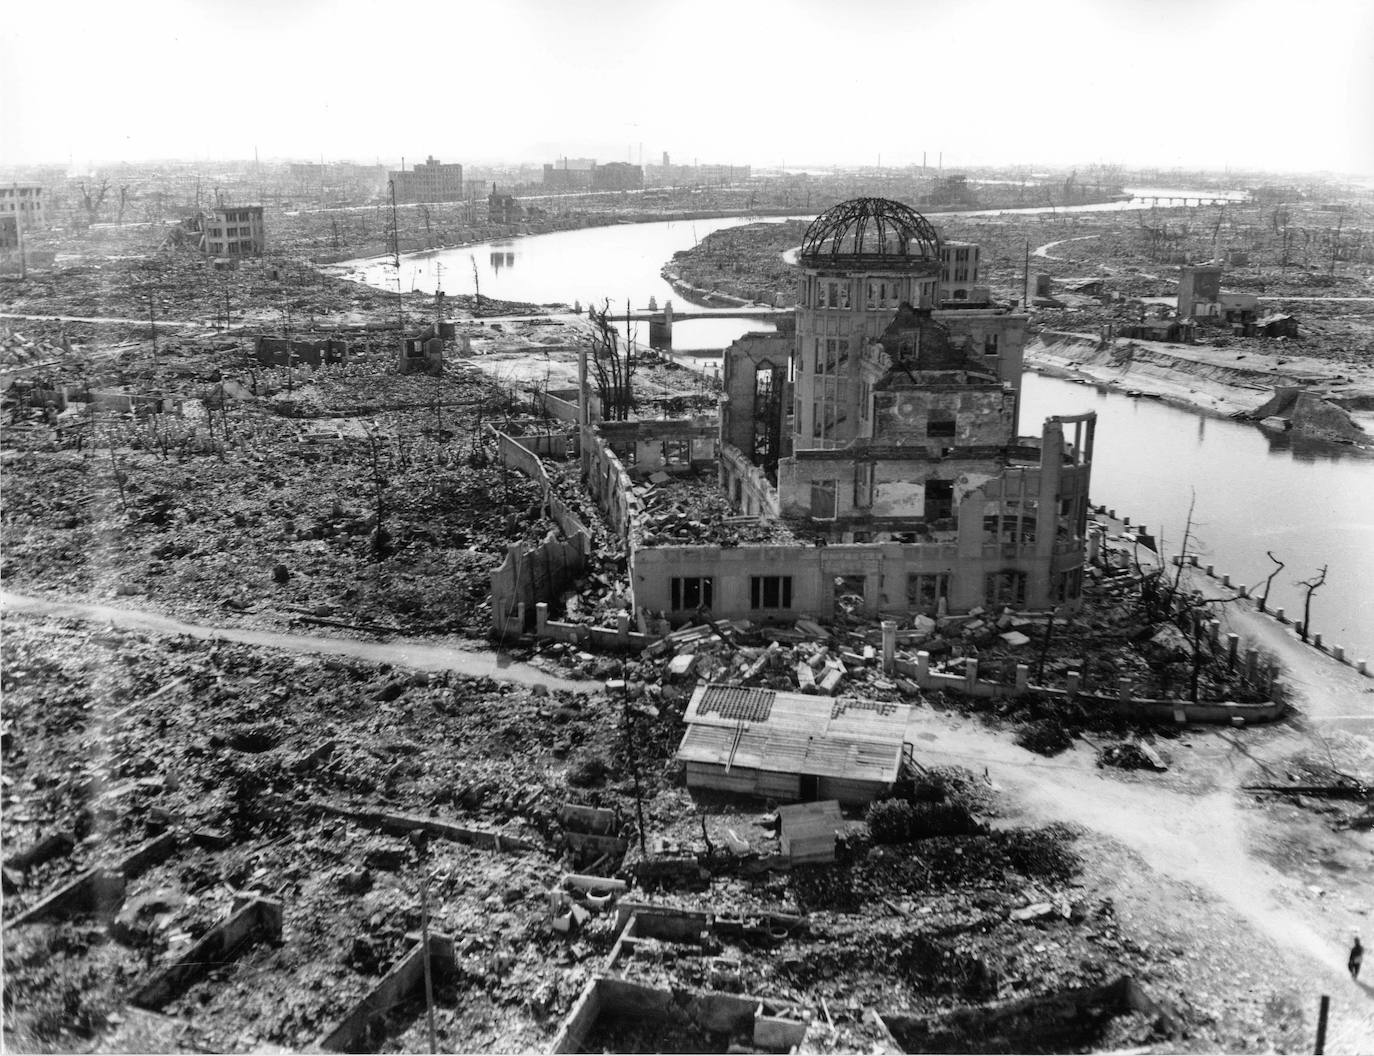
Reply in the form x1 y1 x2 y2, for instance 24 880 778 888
926 412 956 439
671 577 714 612
924 479 954 522
750 576 793 610
906 573 950 612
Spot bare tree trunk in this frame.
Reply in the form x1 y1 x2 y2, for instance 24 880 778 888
1297 565 1327 643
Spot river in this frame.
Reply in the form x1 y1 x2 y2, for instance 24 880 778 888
1019 375 1372 655
346 191 1372 655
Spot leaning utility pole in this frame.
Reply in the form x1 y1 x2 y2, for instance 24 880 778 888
390 180 404 356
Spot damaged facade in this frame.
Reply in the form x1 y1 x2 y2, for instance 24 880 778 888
201 205 265 259
571 198 1096 629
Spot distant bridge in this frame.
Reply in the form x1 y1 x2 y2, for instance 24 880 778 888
1129 194 1245 208
614 303 793 347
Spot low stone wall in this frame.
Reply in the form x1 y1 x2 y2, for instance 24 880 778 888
1174 553 1370 676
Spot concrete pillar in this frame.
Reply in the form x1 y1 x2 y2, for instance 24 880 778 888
1357 660 1368 676
1245 648 1259 681
1208 620 1220 647
1015 664 1030 693
1066 671 1081 696
1313 632 1323 650
916 651 930 683
1226 633 1239 669
965 659 979 695
1221 573 1230 587
1205 564 1214 577
1238 584 1248 598
617 612 630 646
1123 515 1130 527
536 602 549 637
881 621 897 674
1275 607 1286 623
516 601 526 631
1118 676 1131 705
1109 508 1116 519
1332 645 1345 663
1190 554 1199 567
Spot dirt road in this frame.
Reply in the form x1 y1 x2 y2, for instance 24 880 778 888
0 591 593 694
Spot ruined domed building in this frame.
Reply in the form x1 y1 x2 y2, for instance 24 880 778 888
567 197 1097 626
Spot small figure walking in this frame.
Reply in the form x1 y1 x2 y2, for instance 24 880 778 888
1350 936 1363 980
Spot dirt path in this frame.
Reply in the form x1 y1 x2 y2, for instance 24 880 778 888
1032 234 1100 260
0 591 594 694
0 311 206 328
905 706 1373 1050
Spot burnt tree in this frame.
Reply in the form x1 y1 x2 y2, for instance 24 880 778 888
587 300 637 421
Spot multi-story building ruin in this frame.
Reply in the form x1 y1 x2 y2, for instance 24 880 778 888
530 198 1097 633
202 205 265 258
388 156 464 203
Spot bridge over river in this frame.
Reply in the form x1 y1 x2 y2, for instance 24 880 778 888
617 303 792 347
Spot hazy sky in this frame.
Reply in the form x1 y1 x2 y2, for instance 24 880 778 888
3 0 1372 175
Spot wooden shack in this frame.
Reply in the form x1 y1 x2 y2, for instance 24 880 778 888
675 684 916 806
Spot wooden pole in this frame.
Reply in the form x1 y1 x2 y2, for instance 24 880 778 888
420 878 438 1054
1314 994 1329 1054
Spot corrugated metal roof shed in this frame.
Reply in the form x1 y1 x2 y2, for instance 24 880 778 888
677 683 913 785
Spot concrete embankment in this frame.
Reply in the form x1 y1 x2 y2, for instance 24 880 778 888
1025 331 1371 446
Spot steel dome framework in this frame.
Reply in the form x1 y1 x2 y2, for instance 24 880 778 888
799 197 942 264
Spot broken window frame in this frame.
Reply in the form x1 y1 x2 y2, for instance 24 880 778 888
671 577 714 612
906 572 950 612
750 575 794 610
810 479 838 519
985 570 1028 609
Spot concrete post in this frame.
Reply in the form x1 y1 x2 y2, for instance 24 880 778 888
1123 515 1130 527
1221 573 1230 587
1245 648 1259 681
916 651 930 684
1109 508 1116 519
1357 660 1367 676
1275 607 1285 623
1313 632 1323 650
516 602 526 631
1205 563 1214 577
881 621 896 674
1226 633 1239 669
1238 584 1248 598
1190 554 1199 567
965 659 979 695
1118 676 1131 706
536 602 549 637
616 612 630 646
1015 664 1030 692
1208 620 1220 647
1066 671 1081 696
1332 645 1345 663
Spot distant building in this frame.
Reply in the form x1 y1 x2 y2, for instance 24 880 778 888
1 184 45 241
543 158 597 192
202 205 265 258
488 184 520 224
388 156 464 203
1176 265 1258 328
939 241 984 303
592 162 643 192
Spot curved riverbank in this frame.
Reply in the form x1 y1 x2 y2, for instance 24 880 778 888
1025 330 1373 449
